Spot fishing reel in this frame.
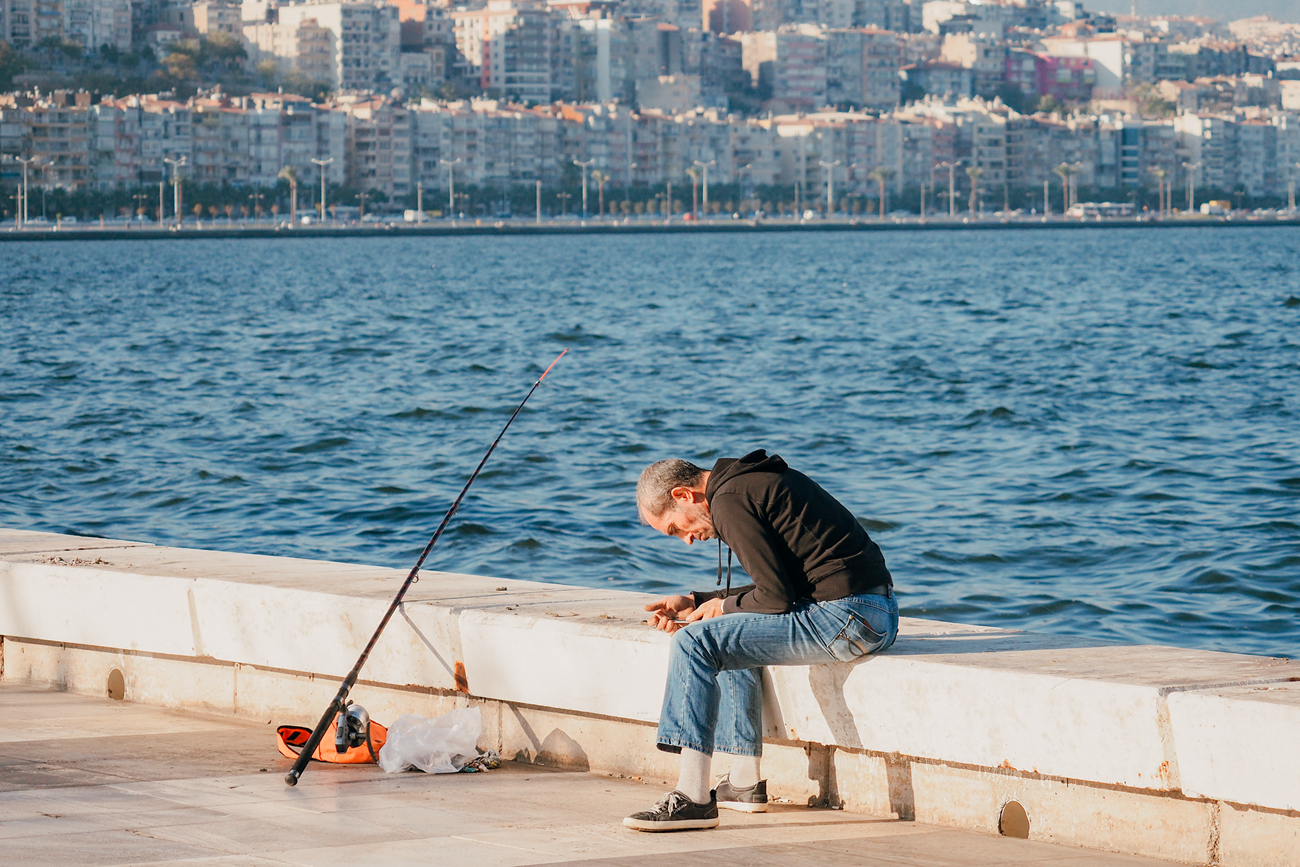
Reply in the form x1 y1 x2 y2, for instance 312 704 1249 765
334 702 371 754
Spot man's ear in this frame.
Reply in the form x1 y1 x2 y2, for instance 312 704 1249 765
670 486 704 505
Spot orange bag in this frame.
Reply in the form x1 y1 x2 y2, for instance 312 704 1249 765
276 717 388 764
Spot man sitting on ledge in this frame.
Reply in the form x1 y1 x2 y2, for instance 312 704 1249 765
624 449 897 832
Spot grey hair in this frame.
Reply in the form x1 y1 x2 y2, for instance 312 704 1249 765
636 459 707 522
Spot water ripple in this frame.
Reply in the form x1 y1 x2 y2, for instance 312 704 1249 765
2 228 1298 657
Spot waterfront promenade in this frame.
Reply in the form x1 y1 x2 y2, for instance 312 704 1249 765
1 684 1175 867
2 212 1298 241
2 528 1296 866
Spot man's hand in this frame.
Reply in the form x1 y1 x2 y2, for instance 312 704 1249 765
644 595 695 633
684 597 725 623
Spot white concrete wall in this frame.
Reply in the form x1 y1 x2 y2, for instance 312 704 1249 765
2 528 1297 865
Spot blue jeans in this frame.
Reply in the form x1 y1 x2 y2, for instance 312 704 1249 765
656 591 898 757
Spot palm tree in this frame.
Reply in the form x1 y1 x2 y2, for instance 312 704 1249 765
591 170 609 218
868 167 895 218
966 166 983 215
279 165 298 223
1053 163 1077 212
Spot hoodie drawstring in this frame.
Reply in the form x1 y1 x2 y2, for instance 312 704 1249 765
716 537 732 595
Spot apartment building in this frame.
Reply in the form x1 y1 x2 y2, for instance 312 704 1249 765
452 0 553 104
259 1 401 90
900 61 971 99
680 29 745 103
244 16 336 84
340 94 410 200
1233 118 1277 196
13 83 1300 207
1174 112 1233 193
1040 33 1125 97
742 26 829 109
825 28 901 109
1092 119 1177 190
940 32 1006 99
189 0 241 35
23 90 92 191
702 0 750 34
0 0 130 51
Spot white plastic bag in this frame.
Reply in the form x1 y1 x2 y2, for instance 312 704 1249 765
378 707 483 774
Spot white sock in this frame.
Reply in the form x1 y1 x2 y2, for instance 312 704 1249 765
676 748 712 804
729 755 761 788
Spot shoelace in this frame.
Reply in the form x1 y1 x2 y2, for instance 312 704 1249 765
653 790 691 815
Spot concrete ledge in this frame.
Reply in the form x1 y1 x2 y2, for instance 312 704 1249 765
2 528 1295 865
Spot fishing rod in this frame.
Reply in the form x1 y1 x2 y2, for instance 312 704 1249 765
285 349 567 786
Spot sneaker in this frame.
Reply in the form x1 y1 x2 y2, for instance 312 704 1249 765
714 774 769 812
623 790 720 831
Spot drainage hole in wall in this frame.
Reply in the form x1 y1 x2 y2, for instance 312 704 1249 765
999 800 1029 839
107 669 125 701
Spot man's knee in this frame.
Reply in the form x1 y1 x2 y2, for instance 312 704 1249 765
671 626 716 668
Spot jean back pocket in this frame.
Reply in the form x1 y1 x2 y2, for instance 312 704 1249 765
827 612 886 662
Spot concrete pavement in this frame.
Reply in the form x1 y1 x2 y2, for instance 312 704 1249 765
0 685 1176 867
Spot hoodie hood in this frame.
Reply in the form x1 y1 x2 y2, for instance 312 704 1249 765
706 449 788 502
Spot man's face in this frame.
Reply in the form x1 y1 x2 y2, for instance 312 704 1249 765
648 500 715 545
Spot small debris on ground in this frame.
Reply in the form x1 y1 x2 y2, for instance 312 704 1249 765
461 750 502 773
36 556 108 566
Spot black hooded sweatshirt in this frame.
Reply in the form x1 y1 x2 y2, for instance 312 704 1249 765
692 449 892 615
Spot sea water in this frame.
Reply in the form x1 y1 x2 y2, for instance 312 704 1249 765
2 228 1297 657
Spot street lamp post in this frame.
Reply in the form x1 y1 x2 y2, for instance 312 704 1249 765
1053 162 1077 214
818 160 840 217
686 166 701 218
1149 167 1168 218
311 157 333 223
573 158 594 218
693 159 715 217
625 162 637 205
16 156 37 228
936 161 959 217
133 190 148 227
416 181 423 222
965 166 983 216
536 179 542 224
439 157 460 215
164 156 186 228
1181 161 1200 214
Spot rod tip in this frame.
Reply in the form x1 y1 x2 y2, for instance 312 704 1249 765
285 771 300 787
538 348 568 383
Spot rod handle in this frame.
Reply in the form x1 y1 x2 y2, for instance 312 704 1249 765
283 691 348 786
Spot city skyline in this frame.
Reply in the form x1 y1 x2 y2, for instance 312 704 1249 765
1089 1 1300 25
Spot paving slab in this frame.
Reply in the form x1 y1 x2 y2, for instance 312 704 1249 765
0 685 1178 867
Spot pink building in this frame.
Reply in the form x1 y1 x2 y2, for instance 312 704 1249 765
1005 51 1095 103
